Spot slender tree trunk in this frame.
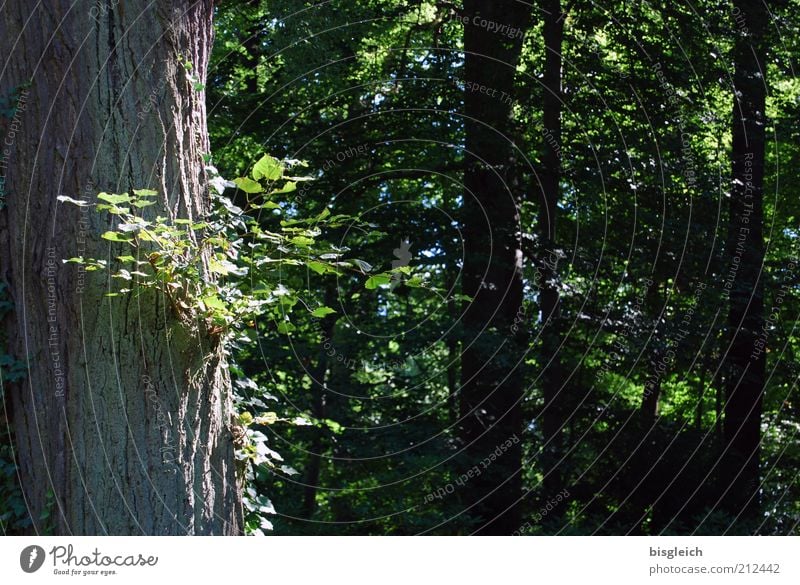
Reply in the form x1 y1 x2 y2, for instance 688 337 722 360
446 265 460 424
538 0 566 502
243 1 261 96
301 359 327 519
303 285 337 518
695 363 707 430
641 279 665 422
715 372 724 443
0 0 242 534
460 0 530 535
722 0 768 517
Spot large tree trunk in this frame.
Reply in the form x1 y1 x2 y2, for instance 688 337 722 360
0 0 242 534
722 0 768 517
460 0 530 535
538 0 566 504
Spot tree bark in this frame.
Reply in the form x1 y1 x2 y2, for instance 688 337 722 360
538 0 566 503
303 284 337 518
640 279 666 422
0 0 242 534
460 0 530 534
722 0 768 517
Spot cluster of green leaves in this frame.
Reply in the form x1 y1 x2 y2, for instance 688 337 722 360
235 406 312 534
58 155 364 336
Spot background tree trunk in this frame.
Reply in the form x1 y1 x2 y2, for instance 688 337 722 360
303 284 337 518
0 0 242 534
722 0 768 517
460 0 530 535
538 0 566 505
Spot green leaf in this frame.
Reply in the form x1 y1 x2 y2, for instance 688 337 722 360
96 204 128 214
276 321 295 334
323 419 343 433
132 189 158 197
365 274 392 289
101 231 133 242
210 258 240 276
269 181 296 195
253 201 281 210
252 154 283 181
97 192 131 205
202 295 226 311
254 412 278 425
311 306 336 318
278 295 298 309
290 235 315 247
233 177 263 194
307 261 328 275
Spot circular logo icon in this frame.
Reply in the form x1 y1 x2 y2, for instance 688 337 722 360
20 545 46 573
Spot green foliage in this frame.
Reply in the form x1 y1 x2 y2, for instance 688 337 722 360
58 157 362 337
200 0 800 535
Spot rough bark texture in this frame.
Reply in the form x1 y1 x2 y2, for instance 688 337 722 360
722 0 768 517
460 0 530 535
0 0 242 534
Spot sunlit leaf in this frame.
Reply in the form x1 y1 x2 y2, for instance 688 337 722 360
233 177 263 194
251 154 283 181
101 231 133 242
97 192 131 204
365 274 392 289
311 306 336 318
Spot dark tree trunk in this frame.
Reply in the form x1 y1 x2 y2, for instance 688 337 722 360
0 0 242 534
722 0 768 517
641 279 666 422
445 263 460 424
460 0 530 535
303 285 338 518
695 365 707 430
538 0 567 502
243 1 261 96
